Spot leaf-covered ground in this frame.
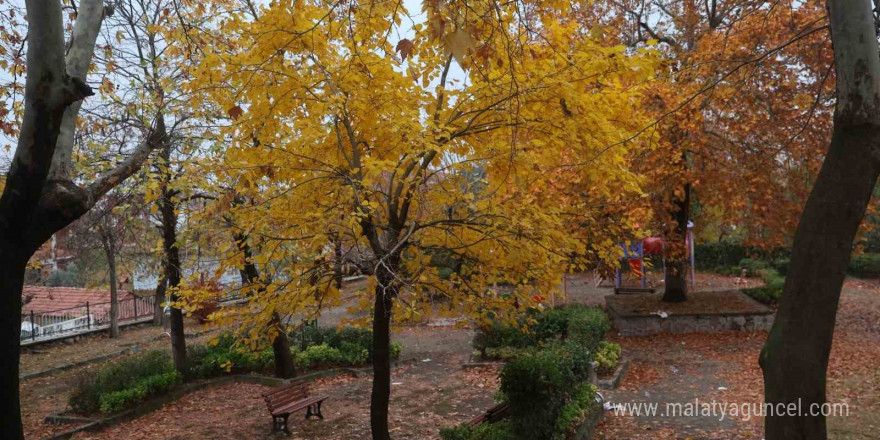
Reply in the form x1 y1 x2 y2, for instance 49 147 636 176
21 273 880 439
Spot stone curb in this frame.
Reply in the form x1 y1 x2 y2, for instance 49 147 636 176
461 354 506 370
597 358 629 390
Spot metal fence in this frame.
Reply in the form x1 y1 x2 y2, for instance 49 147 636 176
20 295 156 343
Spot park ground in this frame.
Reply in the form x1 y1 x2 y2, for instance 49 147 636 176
20 273 880 439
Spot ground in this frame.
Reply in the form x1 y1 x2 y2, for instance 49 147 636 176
19 272 880 439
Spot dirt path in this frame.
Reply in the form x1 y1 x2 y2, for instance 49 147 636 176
595 280 880 439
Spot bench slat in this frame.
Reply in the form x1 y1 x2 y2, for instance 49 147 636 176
271 395 328 416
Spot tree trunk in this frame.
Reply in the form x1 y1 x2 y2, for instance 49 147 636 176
153 274 167 326
159 128 186 374
101 227 120 338
271 313 296 378
235 231 296 378
333 235 344 288
0 252 27 440
663 182 690 302
761 2 880 439
370 271 395 440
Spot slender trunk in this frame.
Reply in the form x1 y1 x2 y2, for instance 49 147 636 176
158 125 186 374
762 2 880 438
663 182 690 302
153 274 167 326
333 235 344 288
271 313 296 378
236 231 296 378
0 251 27 440
101 229 120 338
370 270 395 440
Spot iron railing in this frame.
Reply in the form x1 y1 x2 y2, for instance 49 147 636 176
21 295 156 342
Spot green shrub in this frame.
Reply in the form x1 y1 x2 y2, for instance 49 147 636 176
472 322 534 355
738 258 768 277
743 269 785 305
553 383 598 440
69 351 175 414
594 341 621 375
439 421 515 440
566 308 610 355
532 308 571 341
847 253 880 278
98 371 179 414
291 325 337 350
390 341 403 360
295 344 344 369
484 346 528 361
338 341 369 365
500 347 584 440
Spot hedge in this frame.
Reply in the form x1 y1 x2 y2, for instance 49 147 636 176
69 350 178 414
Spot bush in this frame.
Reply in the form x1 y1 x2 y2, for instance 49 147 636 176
847 253 880 278
553 383 598 440
500 346 585 440
484 346 528 362
69 350 175 414
738 258 768 277
390 341 403 360
532 308 571 341
743 269 785 305
472 322 535 355
439 421 515 440
98 371 179 413
594 341 621 376
291 325 337 350
566 308 610 355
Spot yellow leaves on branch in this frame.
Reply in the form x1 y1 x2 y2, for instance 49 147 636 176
175 0 660 335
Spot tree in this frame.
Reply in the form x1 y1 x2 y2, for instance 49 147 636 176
0 2 160 438
586 0 831 301
184 1 657 438
760 1 880 438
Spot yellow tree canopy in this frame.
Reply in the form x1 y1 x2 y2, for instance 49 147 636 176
182 0 658 332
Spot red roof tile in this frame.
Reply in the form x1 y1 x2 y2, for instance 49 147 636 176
21 286 132 315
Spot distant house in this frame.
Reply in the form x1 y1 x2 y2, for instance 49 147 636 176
20 286 152 341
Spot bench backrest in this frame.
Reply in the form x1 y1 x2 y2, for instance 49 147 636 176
265 383 310 411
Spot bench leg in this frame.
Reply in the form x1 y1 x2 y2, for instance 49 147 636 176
272 415 291 435
305 402 324 420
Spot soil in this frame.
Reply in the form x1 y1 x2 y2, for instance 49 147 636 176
605 290 771 317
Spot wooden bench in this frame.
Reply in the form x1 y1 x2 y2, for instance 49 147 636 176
466 401 510 427
614 287 656 295
263 382 328 434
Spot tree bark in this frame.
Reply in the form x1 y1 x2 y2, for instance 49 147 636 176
100 225 120 338
663 182 690 302
761 2 880 439
370 269 396 440
333 234 344 288
0 252 28 440
158 122 187 374
154 274 167 326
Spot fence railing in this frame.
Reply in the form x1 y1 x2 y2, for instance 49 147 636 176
20 295 156 342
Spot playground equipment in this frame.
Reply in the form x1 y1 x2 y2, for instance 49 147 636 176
615 222 696 292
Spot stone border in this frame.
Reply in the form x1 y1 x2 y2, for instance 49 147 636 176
571 402 604 440
606 293 775 336
40 358 419 440
21 328 221 381
461 354 506 370
597 358 629 390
